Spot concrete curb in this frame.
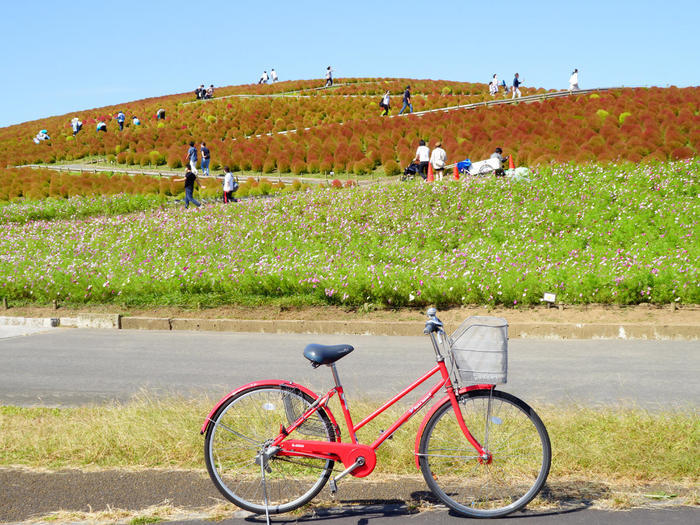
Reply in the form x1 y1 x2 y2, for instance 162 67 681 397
2 315 698 340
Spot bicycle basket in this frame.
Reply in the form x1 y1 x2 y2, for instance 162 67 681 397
282 389 329 437
449 316 508 384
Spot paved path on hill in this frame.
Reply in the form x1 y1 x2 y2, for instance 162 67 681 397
16 163 385 186
1 328 697 408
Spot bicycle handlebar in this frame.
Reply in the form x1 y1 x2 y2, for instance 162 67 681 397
424 307 444 335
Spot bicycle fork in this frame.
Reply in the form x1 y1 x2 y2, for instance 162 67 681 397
447 386 492 463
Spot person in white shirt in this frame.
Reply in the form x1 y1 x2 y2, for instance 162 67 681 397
325 66 333 87
414 139 430 179
569 68 579 91
259 70 269 84
222 166 238 203
271 68 278 82
430 141 447 181
33 129 50 144
71 117 82 136
380 90 391 116
489 74 498 96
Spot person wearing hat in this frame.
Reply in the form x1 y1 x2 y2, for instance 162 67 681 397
430 141 447 181
33 129 50 144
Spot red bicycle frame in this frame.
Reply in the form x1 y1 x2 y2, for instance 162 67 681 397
271 356 493 477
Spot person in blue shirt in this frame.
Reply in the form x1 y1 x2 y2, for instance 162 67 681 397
116 111 126 131
132 116 141 126
200 142 211 176
185 141 198 173
398 86 413 115
512 73 523 99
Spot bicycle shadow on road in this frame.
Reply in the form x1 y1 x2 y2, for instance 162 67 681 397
237 484 602 523
240 503 414 523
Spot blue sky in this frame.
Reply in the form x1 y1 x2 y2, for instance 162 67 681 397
2 0 697 128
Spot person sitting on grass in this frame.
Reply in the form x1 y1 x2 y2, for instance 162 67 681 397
174 167 206 209
33 129 50 144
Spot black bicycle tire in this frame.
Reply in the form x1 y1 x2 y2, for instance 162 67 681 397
204 384 336 514
418 389 551 518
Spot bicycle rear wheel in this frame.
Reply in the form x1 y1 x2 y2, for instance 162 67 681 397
418 389 550 518
204 385 336 514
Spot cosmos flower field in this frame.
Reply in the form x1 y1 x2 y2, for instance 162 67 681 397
0 161 697 308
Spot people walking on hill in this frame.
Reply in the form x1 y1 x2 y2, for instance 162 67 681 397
205 84 214 99
379 90 391 116
430 141 447 181
569 68 579 91
116 111 126 131
414 139 430 179
259 70 269 84
33 129 50 144
325 66 333 87
398 85 413 115
200 142 211 176
490 147 509 177
132 116 141 126
271 69 278 82
501 79 508 95
96 121 107 133
222 166 238 203
185 141 198 173
489 74 498 96
174 167 205 209
156 108 166 120
70 117 82 136
512 73 523 99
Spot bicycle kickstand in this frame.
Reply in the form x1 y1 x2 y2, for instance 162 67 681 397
329 457 365 494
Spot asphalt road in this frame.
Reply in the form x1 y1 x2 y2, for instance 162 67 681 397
170 506 697 525
1 328 698 408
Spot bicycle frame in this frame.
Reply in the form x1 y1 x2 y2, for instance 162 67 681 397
270 346 494 478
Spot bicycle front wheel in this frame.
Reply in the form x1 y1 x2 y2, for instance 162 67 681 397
204 385 336 514
418 389 551 518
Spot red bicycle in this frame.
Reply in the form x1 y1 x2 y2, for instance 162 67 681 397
202 308 551 519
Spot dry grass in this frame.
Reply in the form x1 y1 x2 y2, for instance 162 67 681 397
2 394 698 484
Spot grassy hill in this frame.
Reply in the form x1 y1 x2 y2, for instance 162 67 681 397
0 79 697 309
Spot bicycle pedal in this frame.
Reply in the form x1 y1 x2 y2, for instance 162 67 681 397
329 478 338 494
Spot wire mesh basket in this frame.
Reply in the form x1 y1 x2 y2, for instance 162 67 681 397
449 316 508 384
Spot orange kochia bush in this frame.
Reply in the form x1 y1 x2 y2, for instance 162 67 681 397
0 83 697 174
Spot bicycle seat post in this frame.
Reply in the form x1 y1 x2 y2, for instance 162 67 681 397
329 363 343 390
